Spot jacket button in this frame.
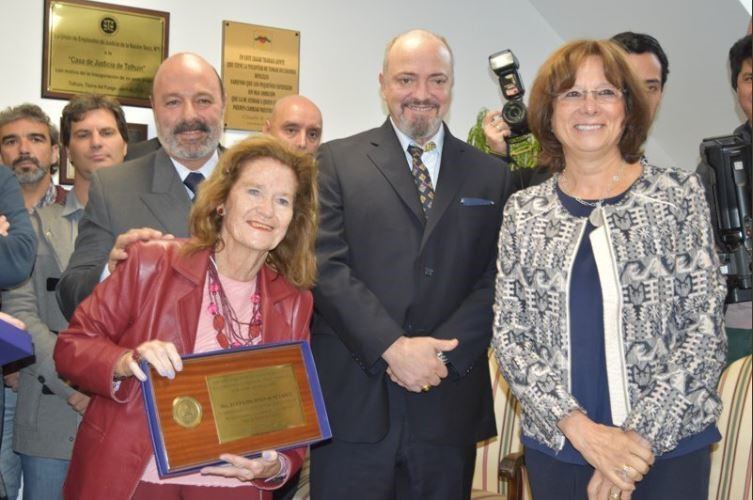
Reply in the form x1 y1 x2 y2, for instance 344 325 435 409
424 267 434 277
37 375 45 384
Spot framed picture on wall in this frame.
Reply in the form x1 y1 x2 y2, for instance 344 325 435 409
58 122 148 185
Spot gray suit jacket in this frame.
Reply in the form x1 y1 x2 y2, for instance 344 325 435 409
1 203 81 460
57 148 196 320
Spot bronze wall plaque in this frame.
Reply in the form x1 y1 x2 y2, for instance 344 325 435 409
43 0 169 107
141 342 331 477
222 21 300 131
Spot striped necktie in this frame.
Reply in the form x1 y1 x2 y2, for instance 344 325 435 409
407 142 435 215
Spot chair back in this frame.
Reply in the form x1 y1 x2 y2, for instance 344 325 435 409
708 355 752 500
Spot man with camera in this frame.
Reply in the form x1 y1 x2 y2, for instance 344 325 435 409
696 34 751 362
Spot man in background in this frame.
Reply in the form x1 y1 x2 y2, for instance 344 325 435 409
263 94 323 156
696 34 752 363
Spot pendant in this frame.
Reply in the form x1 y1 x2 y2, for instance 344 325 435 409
249 324 262 339
216 330 230 349
213 314 225 331
589 207 604 227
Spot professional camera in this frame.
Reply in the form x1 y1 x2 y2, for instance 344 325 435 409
488 49 538 168
700 134 751 303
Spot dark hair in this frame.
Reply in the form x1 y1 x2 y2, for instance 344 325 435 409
60 94 128 147
527 39 652 172
0 103 58 146
729 34 752 90
186 135 318 289
611 32 669 88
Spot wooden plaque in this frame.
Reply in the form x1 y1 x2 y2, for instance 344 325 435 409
141 341 330 477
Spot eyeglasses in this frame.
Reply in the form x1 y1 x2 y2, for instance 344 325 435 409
557 87 624 104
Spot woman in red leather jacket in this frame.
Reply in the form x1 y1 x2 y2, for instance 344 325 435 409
54 135 318 500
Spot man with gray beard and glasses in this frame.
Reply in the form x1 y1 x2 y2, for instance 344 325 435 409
57 53 226 320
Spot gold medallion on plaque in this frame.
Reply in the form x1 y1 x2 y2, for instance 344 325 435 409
172 396 202 428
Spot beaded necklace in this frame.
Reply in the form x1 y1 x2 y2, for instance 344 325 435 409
207 256 262 348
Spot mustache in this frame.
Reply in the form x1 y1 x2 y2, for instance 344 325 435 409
173 120 210 135
12 155 40 168
403 99 439 108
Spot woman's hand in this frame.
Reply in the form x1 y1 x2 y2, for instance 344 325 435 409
482 110 511 156
114 340 183 381
200 450 283 482
559 411 654 491
588 470 633 500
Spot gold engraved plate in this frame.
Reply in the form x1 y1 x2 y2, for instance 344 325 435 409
172 396 203 428
206 364 305 444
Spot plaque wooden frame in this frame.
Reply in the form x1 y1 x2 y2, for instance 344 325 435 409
140 341 331 477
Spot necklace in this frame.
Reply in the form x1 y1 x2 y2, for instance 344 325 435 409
560 162 626 226
207 256 262 348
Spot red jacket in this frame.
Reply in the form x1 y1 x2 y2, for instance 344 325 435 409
54 240 313 500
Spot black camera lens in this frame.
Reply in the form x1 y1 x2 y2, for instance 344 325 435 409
502 101 526 125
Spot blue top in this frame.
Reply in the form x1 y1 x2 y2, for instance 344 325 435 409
523 183 719 464
0 167 37 288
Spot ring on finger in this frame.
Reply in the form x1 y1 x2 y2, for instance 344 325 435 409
621 464 635 481
608 487 621 500
421 385 431 392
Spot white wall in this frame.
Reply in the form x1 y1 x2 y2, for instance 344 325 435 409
0 0 561 148
2 1 748 170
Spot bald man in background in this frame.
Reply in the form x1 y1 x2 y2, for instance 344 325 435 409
263 95 323 155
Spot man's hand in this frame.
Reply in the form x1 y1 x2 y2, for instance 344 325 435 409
382 336 458 392
482 110 511 156
67 391 90 415
107 227 174 273
3 371 20 391
0 215 9 236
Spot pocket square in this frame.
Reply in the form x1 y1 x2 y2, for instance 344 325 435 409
460 197 495 206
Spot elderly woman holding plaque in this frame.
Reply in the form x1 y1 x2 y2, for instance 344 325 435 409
54 135 317 500
492 40 727 500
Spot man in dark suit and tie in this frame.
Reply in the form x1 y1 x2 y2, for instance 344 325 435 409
57 52 226 319
310 29 516 500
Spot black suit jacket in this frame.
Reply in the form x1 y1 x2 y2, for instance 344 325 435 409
312 120 515 446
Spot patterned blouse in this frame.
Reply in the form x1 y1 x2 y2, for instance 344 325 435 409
492 164 727 454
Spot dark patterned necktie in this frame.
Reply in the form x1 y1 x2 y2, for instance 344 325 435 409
183 172 205 201
407 143 435 215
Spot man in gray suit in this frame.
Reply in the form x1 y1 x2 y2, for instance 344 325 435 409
57 53 226 319
1 95 128 499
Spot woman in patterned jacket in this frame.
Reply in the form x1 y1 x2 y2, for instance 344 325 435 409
492 39 726 500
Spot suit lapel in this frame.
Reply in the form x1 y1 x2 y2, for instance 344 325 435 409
141 149 193 235
36 204 75 271
367 120 424 224
420 129 468 252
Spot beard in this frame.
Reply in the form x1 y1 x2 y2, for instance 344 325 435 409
157 118 222 161
12 156 48 185
395 100 443 142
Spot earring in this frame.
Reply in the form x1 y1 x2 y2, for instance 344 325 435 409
217 206 225 216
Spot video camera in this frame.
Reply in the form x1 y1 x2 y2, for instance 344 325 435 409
488 49 539 168
700 134 751 303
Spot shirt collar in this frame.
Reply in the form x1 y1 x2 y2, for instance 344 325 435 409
61 188 84 218
389 118 445 156
169 150 219 182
